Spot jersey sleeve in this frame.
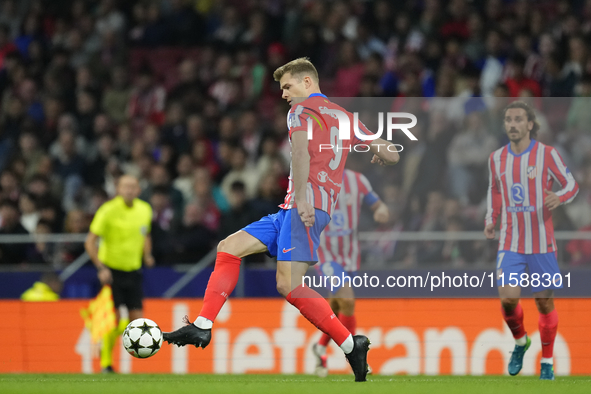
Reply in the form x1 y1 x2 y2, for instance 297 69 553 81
352 120 376 146
145 204 153 233
89 204 108 236
485 153 502 226
287 105 310 138
358 173 380 206
547 148 579 204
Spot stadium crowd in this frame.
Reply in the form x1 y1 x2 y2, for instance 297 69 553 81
0 0 590 268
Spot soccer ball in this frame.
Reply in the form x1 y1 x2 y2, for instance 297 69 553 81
122 318 163 358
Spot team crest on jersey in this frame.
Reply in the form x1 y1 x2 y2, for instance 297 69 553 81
527 166 537 179
317 171 328 183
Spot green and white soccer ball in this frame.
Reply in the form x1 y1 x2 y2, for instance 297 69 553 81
122 318 163 358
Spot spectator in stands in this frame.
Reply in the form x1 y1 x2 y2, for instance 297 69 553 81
128 64 166 132
149 185 174 262
51 128 85 211
219 180 260 238
0 199 28 264
505 54 542 97
140 163 183 219
0 168 20 202
172 202 215 263
192 166 221 232
447 108 498 204
172 154 193 203
238 109 262 164
250 173 283 217
75 89 99 141
480 30 505 96
26 219 56 266
542 53 578 97
566 224 591 266
102 65 132 124
85 134 115 188
18 191 38 233
220 145 260 200
333 40 365 97
161 101 189 154
58 209 88 267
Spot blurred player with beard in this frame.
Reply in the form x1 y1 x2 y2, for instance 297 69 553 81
485 101 578 380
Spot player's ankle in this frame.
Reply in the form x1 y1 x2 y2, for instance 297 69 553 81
339 334 354 354
515 334 527 346
194 316 213 330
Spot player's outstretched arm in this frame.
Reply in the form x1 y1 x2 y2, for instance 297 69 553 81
367 137 399 166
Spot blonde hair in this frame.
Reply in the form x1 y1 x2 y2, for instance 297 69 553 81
273 57 319 84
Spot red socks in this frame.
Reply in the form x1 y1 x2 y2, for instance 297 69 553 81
318 332 331 346
539 309 558 358
286 285 350 346
199 252 241 322
502 303 526 339
338 313 357 335
317 313 356 346
502 303 559 359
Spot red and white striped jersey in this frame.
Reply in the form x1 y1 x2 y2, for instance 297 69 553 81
485 140 579 254
280 94 370 216
317 169 380 271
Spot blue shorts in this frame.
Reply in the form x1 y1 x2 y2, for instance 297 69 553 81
314 261 352 293
496 251 563 292
242 208 331 262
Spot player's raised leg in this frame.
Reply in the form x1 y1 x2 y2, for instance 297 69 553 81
535 290 558 380
163 230 267 347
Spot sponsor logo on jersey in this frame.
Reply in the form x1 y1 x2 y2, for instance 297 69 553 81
317 171 328 182
507 206 535 213
511 183 525 204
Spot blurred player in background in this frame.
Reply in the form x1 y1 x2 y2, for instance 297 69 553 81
163 58 399 382
85 175 154 373
485 101 579 380
312 168 389 377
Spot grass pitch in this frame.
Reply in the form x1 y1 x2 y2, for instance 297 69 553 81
1 374 590 394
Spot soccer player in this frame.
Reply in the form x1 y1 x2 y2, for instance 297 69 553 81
163 58 399 382
312 168 390 377
484 101 579 380
84 175 154 373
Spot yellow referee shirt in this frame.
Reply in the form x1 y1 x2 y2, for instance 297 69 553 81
89 196 152 272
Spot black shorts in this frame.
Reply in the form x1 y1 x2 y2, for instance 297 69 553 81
110 268 143 310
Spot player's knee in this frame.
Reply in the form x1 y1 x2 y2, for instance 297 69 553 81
535 298 554 314
217 238 229 253
501 298 519 313
276 279 291 298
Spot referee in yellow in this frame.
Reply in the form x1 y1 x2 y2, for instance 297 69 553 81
85 174 154 373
